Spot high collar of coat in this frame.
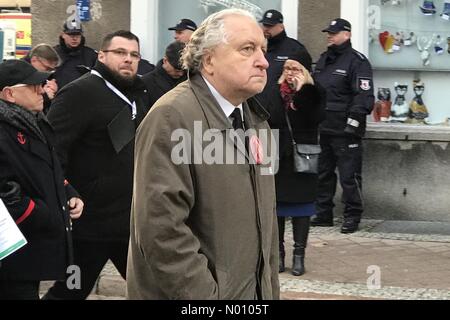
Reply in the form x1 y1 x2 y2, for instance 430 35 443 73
188 72 270 131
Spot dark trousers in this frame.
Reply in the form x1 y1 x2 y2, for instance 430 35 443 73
0 280 40 300
315 135 363 222
278 216 310 256
43 239 128 300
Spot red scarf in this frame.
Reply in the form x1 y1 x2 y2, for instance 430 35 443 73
280 81 298 111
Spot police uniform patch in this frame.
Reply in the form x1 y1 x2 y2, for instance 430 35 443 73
359 77 372 91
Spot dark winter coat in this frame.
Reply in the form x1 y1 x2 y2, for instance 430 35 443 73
137 58 156 77
265 83 325 203
53 36 98 90
141 60 186 109
0 101 78 281
313 40 375 137
47 61 150 242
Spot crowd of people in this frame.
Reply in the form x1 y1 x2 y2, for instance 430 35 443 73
0 8 374 300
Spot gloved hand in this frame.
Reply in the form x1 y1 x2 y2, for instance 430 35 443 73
0 181 22 206
344 113 366 137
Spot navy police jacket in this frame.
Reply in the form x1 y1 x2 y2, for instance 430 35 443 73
313 41 375 137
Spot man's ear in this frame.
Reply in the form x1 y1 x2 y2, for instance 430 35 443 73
29 56 40 70
202 50 214 75
97 50 106 63
1 88 16 103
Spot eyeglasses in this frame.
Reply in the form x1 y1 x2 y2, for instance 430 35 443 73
36 57 58 72
102 48 141 61
283 67 302 73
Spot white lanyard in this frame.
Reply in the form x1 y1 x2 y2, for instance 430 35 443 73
91 70 137 120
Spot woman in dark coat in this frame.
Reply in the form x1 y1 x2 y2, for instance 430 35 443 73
266 57 324 276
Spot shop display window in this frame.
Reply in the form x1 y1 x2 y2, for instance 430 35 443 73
369 0 450 71
368 0 450 125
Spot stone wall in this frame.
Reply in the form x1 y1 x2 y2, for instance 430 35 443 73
298 0 341 63
31 0 130 51
333 124 450 222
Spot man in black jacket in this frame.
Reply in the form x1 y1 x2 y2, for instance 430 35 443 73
53 20 97 89
259 9 312 100
142 41 185 108
0 60 83 300
312 19 375 234
44 30 150 300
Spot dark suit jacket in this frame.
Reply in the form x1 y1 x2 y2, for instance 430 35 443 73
47 62 150 241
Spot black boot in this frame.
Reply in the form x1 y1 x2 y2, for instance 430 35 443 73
292 254 305 276
277 217 285 273
292 217 310 276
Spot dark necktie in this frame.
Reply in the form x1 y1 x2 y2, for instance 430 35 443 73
231 108 244 131
231 108 250 157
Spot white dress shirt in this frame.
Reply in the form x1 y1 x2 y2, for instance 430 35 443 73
202 76 244 125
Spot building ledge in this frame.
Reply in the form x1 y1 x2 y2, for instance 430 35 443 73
365 123 450 142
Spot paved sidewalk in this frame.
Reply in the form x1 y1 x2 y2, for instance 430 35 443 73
40 218 450 300
281 218 450 300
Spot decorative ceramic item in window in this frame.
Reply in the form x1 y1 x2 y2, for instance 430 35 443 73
391 83 409 122
417 35 434 65
419 0 437 15
372 88 392 122
434 35 444 55
407 80 429 124
441 0 450 20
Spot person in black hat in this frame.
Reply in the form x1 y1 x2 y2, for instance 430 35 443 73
311 18 374 234
53 19 97 89
168 18 197 43
0 60 83 299
257 9 312 108
142 41 186 109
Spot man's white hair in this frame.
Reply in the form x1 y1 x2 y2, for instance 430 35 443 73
181 8 256 72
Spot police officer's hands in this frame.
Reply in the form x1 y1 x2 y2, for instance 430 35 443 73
0 181 22 206
344 113 366 137
68 197 84 220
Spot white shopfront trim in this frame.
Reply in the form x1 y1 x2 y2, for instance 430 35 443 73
341 0 369 55
131 0 298 63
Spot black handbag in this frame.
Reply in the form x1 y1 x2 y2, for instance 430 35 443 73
284 111 321 174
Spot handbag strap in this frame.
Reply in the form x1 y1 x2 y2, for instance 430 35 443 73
284 110 297 146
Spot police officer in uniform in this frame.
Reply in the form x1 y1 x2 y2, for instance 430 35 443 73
53 20 98 90
168 18 197 43
312 18 375 234
258 9 312 99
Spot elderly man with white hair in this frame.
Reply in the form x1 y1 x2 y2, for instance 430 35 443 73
126 8 279 300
